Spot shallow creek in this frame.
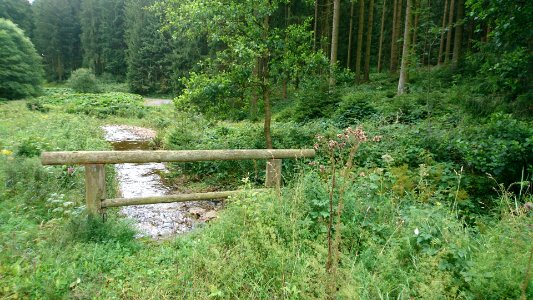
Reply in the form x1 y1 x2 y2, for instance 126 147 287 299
101 125 220 238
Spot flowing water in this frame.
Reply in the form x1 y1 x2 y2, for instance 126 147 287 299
101 125 220 238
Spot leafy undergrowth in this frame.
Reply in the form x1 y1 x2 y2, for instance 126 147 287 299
33 87 146 118
1 77 532 298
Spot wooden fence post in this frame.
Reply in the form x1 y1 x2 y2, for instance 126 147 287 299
265 159 282 189
85 164 106 216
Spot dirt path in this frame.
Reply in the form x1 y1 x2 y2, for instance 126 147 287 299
143 98 173 106
102 125 220 238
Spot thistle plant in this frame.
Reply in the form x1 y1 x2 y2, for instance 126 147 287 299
311 127 381 297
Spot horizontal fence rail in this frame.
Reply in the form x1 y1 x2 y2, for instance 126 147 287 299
40 149 315 215
101 189 270 208
41 149 315 165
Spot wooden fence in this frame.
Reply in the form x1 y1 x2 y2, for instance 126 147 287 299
41 149 315 215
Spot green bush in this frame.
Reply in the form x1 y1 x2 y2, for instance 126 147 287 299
67 68 100 93
164 119 332 187
0 18 43 99
37 92 146 118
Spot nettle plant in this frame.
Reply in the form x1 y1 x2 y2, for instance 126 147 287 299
309 127 381 294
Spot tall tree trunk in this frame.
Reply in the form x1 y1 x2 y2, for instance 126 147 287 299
262 15 272 149
412 0 419 49
355 0 365 82
250 58 260 119
451 0 464 69
324 0 332 56
377 0 387 72
444 0 455 64
346 1 355 69
398 0 412 95
329 0 341 86
313 0 318 51
393 0 403 70
438 0 449 64
390 0 398 71
466 21 473 53
364 0 374 81
390 0 403 72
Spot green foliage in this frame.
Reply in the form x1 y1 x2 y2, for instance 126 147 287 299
125 0 200 95
80 0 127 76
26 99 50 113
32 0 82 81
0 18 43 100
0 0 33 35
36 90 146 118
68 68 100 93
333 91 378 127
164 117 331 187
465 0 533 103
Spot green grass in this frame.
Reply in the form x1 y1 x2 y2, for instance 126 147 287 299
0 77 532 299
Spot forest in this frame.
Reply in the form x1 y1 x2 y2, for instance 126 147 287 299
0 0 532 298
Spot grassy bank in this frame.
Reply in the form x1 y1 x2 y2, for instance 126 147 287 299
1 79 532 299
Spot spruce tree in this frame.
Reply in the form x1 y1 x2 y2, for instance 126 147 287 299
0 18 43 99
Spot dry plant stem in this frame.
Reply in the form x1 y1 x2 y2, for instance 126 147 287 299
521 246 533 300
326 151 336 274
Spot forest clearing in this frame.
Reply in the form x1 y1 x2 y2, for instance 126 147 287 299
1 0 532 298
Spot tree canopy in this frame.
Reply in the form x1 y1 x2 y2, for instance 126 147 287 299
0 18 43 100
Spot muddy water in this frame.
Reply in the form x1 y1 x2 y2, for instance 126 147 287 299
102 125 220 238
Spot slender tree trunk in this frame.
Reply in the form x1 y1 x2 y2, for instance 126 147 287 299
355 0 365 82
398 0 412 95
437 0 448 65
364 0 374 81
324 0 332 56
393 0 403 70
451 0 464 69
438 0 449 64
329 0 341 86
390 0 403 72
314 0 318 51
346 1 355 69
466 21 473 53
412 0 419 49
444 0 455 64
390 0 398 71
250 58 260 119
377 0 387 72
262 15 272 149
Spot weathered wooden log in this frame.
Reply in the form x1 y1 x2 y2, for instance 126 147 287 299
41 149 315 165
85 164 106 215
265 159 282 188
101 189 270 208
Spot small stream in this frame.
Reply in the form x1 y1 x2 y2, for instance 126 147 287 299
102 125 220 238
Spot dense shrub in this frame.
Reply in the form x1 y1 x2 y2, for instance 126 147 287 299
37 91 146 118
164 119 334 187
0 18 43 99
67 68 100 93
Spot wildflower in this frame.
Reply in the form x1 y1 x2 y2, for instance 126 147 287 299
382 154 394 164
414 228 420 236
328 140 338 150
1 149 13 156
67 167 75 175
